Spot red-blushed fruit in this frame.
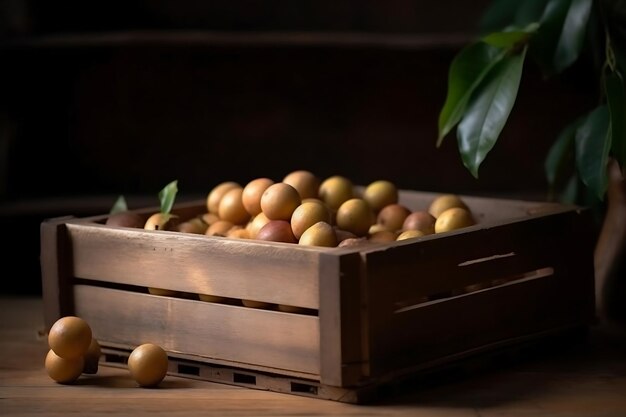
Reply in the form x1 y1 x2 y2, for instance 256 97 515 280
402 211 436 235
377 204 411 232
256 220 297 243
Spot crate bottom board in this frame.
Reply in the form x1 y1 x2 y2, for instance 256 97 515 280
98 324 589 404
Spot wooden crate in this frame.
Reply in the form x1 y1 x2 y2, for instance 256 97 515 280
40 190 596 403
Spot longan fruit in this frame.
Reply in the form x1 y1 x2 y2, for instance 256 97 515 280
377 204 411 232
298 221 337 247
318 175 354 210
363 180 398 213
396 230 426 241
242 177 275 216
128 343 169 388
218 187 250 225
282 170 320 200
246 212 271 239
428 194 469 218
48 316 92 360
256 220 297 243
290 201 331 240
402 211 436 235
368 230 398 243
260 183 301 221
144 213 179 231
434 207 476 233
207 181 240 214
336 198 375 237
45 349 84 384
206 220 235 237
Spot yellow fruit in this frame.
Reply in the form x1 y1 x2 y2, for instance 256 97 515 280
246 212 271 239
144 213 179 231
45 349 84 384
336 198 375 237
205 220 235 237
318 175 354 210
260 183 301 221
128 343 169 388
290 201 331 239
218 187 250 225
242 177 275 216
207 181 240 213
434 207 475 233
298 221 337 247
282 170 320 199
368 230 397 243
396 230 426 241
363 180 398 213
48 316 92 360
428 194 468 218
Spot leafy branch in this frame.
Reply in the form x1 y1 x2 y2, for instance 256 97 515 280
438 0 625 203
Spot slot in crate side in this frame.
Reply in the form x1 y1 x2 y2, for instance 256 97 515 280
73 285 321 376
363 209 595 378
66 222 321 309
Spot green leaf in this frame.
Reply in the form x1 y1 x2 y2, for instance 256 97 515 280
457 47 527 178
514 0 550 27
606 71 626 170
575 106 611 200
530 0 592 74
553 0 592 73
559 173 579 204
437 42 505 145
545 118 580 192
159 180 178 215
479 0 518 33
109 195 128 215
482 23 539 48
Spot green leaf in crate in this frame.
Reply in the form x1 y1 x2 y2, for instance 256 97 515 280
109 195 128 215
479 0 518 33
514 0 550 28
456 47 527 178
437 42 506 145
575 105 611 200
159 180 178 215
606 71 626 171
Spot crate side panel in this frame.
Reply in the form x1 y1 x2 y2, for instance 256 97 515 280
68 223 320 309
364 211 581 302
318 252 366 387
73 285 321 376
365 209 594 377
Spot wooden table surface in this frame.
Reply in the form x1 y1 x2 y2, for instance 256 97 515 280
2 296 626 417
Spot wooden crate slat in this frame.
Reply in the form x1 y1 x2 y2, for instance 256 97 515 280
68 222 322 309
73 285 321 376
364 210 581 302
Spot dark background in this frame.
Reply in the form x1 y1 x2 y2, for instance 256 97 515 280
0 1 597 294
